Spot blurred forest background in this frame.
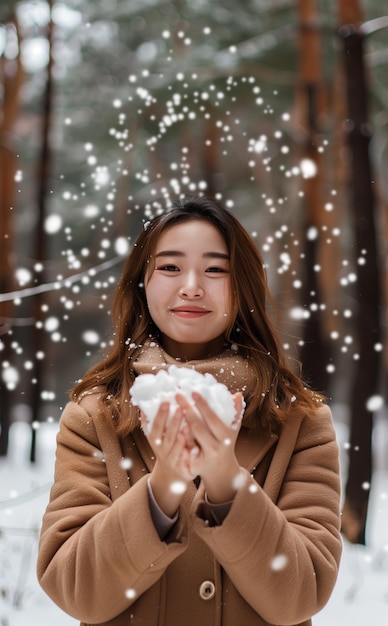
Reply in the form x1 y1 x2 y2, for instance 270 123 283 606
0 0 387 547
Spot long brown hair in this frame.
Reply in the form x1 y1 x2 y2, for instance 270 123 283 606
71 196 324 434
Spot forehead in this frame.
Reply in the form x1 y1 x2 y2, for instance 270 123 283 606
154 219 227 252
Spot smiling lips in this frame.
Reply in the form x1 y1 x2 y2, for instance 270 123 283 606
171 306 210 319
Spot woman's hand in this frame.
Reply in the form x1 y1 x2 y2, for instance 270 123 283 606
176 392 245 504
141 402 196 517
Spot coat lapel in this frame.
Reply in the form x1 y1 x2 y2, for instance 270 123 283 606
93 413 132 501
131 427 156 473
262 414 303 502
235 426 278 473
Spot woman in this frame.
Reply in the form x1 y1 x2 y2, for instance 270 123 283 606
37 195 342 626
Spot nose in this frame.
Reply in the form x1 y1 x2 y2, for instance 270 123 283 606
179 271 204 299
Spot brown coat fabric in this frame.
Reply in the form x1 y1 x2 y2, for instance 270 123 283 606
37 394 342 626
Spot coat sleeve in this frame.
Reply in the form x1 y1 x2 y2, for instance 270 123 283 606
37 400 188 624
190 404 342 626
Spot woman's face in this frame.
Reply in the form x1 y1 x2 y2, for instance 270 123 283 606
145 220 233 360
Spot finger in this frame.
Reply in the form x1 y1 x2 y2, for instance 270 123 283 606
176 392 210 430
149 402 170 444
180 420 196 449
174 393 216 453
232 393 245 429
191 392 244 450
175 392 199 416
163 407 185 448
191 391 229 438
165 427 185 463
164 430 197 483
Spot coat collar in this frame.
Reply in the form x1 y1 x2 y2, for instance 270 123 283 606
235 426 278 472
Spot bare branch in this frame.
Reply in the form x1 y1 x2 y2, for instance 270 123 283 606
0 255 124 303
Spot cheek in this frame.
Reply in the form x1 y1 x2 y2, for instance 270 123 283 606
145 279 171 317
144 282 154 312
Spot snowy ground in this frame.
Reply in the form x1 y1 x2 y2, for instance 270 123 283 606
0 411 387 626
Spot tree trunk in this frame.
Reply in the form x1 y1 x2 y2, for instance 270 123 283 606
0 143 16 456
337 0 383 545
0 15 24 456
30 2 54 463
296 0 331 393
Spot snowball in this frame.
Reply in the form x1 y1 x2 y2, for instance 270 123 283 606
130 365 240 432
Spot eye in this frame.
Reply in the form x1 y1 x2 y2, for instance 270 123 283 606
205 266 228 273
156 264 180 272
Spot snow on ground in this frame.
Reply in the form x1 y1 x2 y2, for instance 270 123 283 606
0 411 387 626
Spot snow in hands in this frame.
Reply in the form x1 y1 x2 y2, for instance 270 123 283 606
130 365 244 432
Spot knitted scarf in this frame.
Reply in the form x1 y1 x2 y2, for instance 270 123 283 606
132 339 258 424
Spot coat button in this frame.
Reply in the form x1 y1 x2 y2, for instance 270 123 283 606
199 580 216 601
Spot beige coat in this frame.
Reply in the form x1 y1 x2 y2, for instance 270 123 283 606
37 394 342 626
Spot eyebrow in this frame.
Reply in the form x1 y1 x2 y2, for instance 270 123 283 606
154 250 230 260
